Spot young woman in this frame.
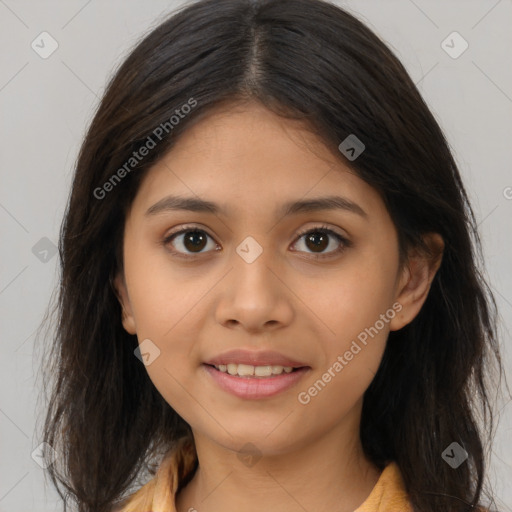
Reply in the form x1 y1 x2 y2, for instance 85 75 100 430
38 0 506 511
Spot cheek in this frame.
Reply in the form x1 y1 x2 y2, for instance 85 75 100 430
123 236 197 337
297 270 393 417
298 253 398 344
294 249 398 413
122 237 212 397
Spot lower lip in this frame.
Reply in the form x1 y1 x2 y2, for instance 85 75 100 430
202 364 310 399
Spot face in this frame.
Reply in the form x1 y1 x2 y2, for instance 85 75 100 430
115 101 440 456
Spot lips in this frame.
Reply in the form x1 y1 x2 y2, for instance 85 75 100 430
203 364 310 399
204 349 308 368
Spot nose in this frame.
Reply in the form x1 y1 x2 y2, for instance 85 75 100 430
214 240 294 333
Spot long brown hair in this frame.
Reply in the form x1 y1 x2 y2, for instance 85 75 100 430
36 0 508 510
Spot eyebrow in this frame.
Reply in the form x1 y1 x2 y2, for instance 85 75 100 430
145 194 368 219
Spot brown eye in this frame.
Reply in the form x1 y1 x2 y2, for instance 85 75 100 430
303 232 330 252
162 224 350 260
164 228 217 255
291 226 350 258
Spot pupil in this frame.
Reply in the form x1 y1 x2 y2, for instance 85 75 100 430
306 233 328 252
181 231 329 253
184 231 206 252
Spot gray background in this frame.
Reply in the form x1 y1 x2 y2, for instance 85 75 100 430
0 0 511 510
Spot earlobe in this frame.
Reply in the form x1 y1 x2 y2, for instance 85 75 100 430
113 273 137 335
389 233 444 331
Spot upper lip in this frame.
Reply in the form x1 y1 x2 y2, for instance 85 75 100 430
204 349 308 368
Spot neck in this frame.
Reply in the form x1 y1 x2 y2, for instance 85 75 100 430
176 402 381 512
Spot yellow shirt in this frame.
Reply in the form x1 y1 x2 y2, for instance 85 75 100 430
116 436 413 512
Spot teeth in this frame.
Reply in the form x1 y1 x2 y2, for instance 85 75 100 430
214 363 295 377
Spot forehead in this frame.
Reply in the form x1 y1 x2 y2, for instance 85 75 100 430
165 101 337 169
130 101 385 221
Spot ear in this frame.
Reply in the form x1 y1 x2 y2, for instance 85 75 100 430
113 272 137 335
389 233 444 331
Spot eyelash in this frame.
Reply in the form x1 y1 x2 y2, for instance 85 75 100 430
162 224 351 260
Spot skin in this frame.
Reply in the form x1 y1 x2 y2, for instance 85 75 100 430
115 101 443 512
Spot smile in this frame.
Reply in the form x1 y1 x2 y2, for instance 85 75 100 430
203 364 310 399
213 363 295 377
